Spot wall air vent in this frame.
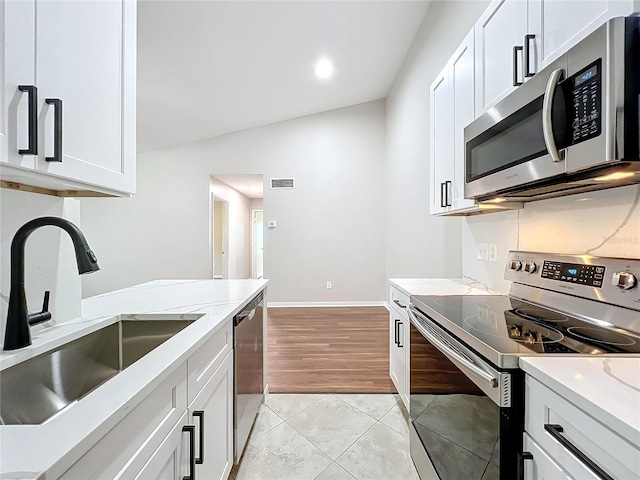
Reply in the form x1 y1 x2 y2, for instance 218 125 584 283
270 178 295 189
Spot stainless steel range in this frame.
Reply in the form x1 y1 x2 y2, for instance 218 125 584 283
407 251 640 480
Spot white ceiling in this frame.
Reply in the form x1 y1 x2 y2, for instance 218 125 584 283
137 0 431 153
213 174 264 198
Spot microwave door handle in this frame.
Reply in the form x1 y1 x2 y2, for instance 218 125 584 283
542 68 565 163
408 308 498 388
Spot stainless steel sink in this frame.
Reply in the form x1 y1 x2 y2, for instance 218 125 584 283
0 317 197 425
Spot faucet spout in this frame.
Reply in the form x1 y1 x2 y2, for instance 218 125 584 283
3 217 100 351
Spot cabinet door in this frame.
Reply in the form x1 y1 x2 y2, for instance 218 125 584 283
523 433 573 480
2 0 37 170
189 351 234 480
34 0 135 194
450 30 476 211
475 0 528 115
389 311 404 395
400 316 410 409
429 67 453 214
528 0 634 73
133 413 190 480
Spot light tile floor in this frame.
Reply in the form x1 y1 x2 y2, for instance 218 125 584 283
229 394 419 480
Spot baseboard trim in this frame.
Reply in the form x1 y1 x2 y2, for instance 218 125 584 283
268 301 386 308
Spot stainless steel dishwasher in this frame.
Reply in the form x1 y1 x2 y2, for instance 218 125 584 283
233 291 264 463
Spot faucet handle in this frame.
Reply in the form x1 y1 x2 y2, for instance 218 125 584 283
28 290 52 326
42 290 50 311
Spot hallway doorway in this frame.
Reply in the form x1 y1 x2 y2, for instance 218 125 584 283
252 209 264 279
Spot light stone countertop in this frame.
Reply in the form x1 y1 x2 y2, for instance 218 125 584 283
0 278 268 479
520 356 640 446
389 277 507 297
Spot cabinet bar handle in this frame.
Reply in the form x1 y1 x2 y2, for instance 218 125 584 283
513 46 523 86
544 424 613 480
18 85 38 155
445 180 452 207
517 452 533 480
45 98 63 162
440 182 446 208
393 318 400 347
193 410 204 464
182 425 196 480
397 321 403 348
524 34 536 77
393 299 406 309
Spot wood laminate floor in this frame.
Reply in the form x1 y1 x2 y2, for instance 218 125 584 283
267 307 396 393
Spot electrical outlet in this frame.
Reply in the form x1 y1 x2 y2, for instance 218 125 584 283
476 243 489 261
326 281 332 289
488 243 498 263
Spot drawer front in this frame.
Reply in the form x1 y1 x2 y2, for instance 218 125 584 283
389 285 410 318
61 363 187 479
187 320 233 405
525 375 639 479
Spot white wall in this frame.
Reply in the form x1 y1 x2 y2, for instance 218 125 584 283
81 101 386 303
384 0 490 282
210 177 252 279
0 189 84 346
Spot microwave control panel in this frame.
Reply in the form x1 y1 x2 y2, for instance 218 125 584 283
568 59 602 144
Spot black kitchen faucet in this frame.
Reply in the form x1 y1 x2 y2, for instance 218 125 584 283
3 217 100 351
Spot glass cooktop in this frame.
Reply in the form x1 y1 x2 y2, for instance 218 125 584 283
411 295 640 357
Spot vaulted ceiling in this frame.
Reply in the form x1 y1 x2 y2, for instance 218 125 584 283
137 1 431 153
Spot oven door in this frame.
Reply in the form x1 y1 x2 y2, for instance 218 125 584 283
408 306 522 480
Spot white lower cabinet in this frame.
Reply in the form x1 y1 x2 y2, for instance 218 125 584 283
189 351 234 480
524 375 638 480
389 284 410 410
134 412 189 480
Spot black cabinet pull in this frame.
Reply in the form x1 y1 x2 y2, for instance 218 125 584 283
393 299 406 309
397 320 403 348
182 425 196 480
513 46 523 86
45 98 62 162
445 180 452 207
193 411 204 464
544 424 613 480
440 182 446 208
517 451 533 480
394 319 399 345
524 34 536 77
18 85 38 155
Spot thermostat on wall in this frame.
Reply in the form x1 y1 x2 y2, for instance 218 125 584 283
267 220 277 229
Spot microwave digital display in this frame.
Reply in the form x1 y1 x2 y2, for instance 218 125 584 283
575 65 598 87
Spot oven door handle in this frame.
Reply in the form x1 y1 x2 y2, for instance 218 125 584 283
409 307 498 388
542 68 565 163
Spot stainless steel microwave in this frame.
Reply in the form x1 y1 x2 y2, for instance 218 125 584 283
464 16 640 202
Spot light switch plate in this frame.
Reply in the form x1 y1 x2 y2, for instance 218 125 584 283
477 243 489 261
488 243 498 263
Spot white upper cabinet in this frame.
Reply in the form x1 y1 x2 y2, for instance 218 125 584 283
1 0 136 196
429 67 453 215
474 0 528 115
429 31 478 215
527 0 637 73
450 32 475 212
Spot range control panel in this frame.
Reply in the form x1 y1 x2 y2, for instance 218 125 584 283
541 261 605 288
504 251 640 311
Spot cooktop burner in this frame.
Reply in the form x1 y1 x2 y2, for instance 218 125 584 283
513 308 568 323
566 326 637 347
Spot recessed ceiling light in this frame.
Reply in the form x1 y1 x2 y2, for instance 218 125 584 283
315 58 334 80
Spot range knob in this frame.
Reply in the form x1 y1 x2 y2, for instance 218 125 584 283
509 260 522 271
523 262 537 274
612 272 638 290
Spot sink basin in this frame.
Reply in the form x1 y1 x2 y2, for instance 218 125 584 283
0 316 199 425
